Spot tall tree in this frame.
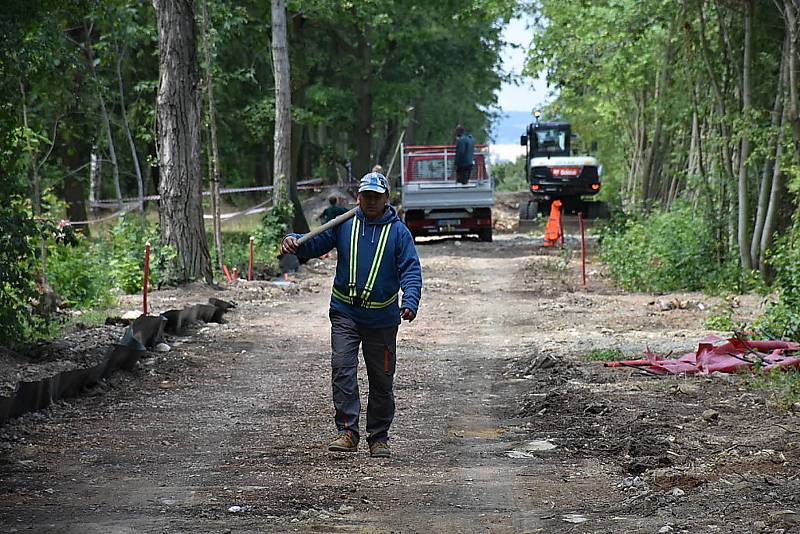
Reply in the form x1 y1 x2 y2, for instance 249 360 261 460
201 0 224 273
271 0 290 206
737 0 754 271
153 0 212 283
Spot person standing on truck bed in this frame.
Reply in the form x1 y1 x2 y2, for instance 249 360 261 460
281 172 423 458
454 124 475 185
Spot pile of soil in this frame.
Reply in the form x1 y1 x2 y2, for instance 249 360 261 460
300 186 356 227
0 325 123 397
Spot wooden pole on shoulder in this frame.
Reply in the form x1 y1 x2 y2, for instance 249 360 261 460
296 207 358 246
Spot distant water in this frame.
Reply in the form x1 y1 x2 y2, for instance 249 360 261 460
487 111 534 162
490 111 535 144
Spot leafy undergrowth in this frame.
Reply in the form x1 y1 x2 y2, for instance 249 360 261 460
600 203 738 293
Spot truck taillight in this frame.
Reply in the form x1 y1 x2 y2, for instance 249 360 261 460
591 183 600 190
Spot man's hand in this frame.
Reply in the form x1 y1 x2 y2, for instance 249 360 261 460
281 236 299 256
400 308 416 322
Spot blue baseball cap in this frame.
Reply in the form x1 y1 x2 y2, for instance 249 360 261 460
358 172 390 194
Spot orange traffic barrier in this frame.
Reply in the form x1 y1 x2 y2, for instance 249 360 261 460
543 200 563 247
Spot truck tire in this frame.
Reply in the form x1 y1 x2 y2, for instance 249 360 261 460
479 227 493 242
519 200 538 220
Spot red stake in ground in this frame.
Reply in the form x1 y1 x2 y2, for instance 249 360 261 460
249 236 254 281
143 241 151 315
579 212 586 287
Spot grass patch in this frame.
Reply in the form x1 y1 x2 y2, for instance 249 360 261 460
582 348 625 361
746 368 800 410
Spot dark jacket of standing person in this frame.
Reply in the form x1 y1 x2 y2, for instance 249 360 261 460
454 126 475 169
290 200 421 327
321 196 348 223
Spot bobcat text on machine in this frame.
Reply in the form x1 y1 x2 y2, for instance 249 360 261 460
518 112 608 222
400 143 494 242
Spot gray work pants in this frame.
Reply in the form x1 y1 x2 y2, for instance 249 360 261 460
329 309 398 444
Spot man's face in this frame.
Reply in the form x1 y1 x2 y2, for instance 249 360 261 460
358 190 388 220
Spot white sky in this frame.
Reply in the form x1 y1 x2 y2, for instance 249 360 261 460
496 15 549 113
488 14 550 161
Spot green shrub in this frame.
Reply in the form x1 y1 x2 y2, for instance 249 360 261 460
253 200 294 269
756 230 800 340
704 309 735 332
99 215 175 294
0 198 41 345
212 201 294 279
257 200 294 251
492 157 527 192
47 233 114 309
601 202 735 292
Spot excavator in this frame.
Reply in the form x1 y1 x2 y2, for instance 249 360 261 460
518 112 608 223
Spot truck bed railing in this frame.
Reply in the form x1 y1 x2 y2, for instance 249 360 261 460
401 144 490 184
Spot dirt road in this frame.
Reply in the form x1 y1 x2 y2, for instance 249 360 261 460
1 236 798 533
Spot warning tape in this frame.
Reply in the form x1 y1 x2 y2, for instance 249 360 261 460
88 179 324 207
62 198 273 227
60 204 140 226
203 199 273 223
59 178 326 226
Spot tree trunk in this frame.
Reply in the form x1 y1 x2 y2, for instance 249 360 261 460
750 38 786 267
84 24 122 207
354 29 373 176
201 0 225 274
116 46 144 213
60 143 90 234
737 0 753 271
784 0 800 154
20 81 47 282
271 0 290 206
760 38 792 275
698 2 736 184
759 108 786 276
405 103 418 146
640 37 675 206
89 144 102 216
100 96 122 207
378 119 398 167
290 13 306 184
154 0 213 284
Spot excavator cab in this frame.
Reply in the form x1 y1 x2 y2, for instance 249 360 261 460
518 113 608 223
520 121 571 158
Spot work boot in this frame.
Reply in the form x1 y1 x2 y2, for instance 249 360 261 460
369 441 390 458
328 431 358 452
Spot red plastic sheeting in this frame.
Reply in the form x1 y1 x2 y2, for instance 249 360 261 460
605 336 800 375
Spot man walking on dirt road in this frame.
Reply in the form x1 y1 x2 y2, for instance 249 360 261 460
281 172 422 458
